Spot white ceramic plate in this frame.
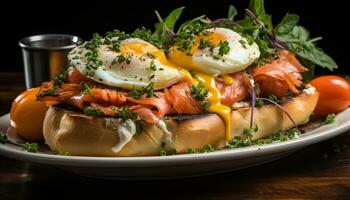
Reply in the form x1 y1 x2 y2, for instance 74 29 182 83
1 109 350 180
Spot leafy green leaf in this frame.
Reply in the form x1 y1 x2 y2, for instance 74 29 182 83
275 14 299 35
298 57 315 82
228 5 238 20
163 7 185 32
287 43 338 70
177 15 210 34
248 0 273 31
275 13 337 71
292 26 310 41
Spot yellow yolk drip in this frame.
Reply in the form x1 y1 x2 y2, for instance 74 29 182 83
168 32 227 73
221 74 235 85
195 73 232 141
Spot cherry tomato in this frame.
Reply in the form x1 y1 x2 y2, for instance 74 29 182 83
309 75 350 116
10 87 47 141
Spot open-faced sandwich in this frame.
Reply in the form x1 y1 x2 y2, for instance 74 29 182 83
7 0 350 156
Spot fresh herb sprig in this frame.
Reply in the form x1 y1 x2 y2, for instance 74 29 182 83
324 113 336 124
22 143 40 153
0 132 8 144
190 82 209 100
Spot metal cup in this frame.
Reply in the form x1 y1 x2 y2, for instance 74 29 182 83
19 34 83 88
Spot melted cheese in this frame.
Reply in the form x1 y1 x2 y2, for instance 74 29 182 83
195 73 232 141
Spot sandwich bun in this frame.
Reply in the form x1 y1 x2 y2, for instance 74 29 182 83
43 92 319 156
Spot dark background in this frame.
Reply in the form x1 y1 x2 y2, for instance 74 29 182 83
1 0 348 74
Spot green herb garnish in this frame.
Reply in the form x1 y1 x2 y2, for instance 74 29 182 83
324 113 336 124
22 143 39 153
80 82 93 96
149 60 157 71
190 82 209 100
198 39 215 52
160 149 167 156
218 41 230 56
201 144 215 153
255 98 264 107
143 83 156 98
200 101 210 112
268 95 278 102
129 87 142 99
117 107 138 122
0 132 8 144
228 128 300 149
52 69 66 88
243 124 259 139
83 106 102 117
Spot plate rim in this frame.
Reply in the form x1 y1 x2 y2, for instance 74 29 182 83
1 109 350 168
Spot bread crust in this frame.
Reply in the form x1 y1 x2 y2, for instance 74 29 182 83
43 92 319 156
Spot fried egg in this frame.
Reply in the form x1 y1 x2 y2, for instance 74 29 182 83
69 38 184 90
168 27 260 76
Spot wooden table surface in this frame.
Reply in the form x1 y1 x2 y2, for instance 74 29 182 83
1 73 350 200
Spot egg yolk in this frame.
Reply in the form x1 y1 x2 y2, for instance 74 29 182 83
168 31 227 73
10 87 47 141
120 40 177 68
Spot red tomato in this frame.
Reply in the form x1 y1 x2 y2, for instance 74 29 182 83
309 75 350 116
10 87 47 141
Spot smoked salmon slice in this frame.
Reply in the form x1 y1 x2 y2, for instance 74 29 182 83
216 72 249 106
252 50 307 98
164 82 203 114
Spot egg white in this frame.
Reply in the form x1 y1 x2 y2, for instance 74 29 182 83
69 38 183 90
170 27 261 76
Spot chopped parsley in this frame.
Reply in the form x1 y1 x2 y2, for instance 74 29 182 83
190 82 208 100
324 113 336 124
198 39 215 52
84 33 104 76
52 69 66 88
160 149 167 156
187 144 215 154
255 98 264 107
268 95 278 102
218 41 230 56
117 54 132 64
22 143 40 153
200 101 210 112
111 40 121 52
228 128 300 149
36 88 56 100
143 83 156 98
129 87 142 99
0 132 8 144
80 82 93 96
187 148 200 154
201 144 215 153
149 60 157 71
117 107 138 122
83 106 102 117
243 124 259 139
